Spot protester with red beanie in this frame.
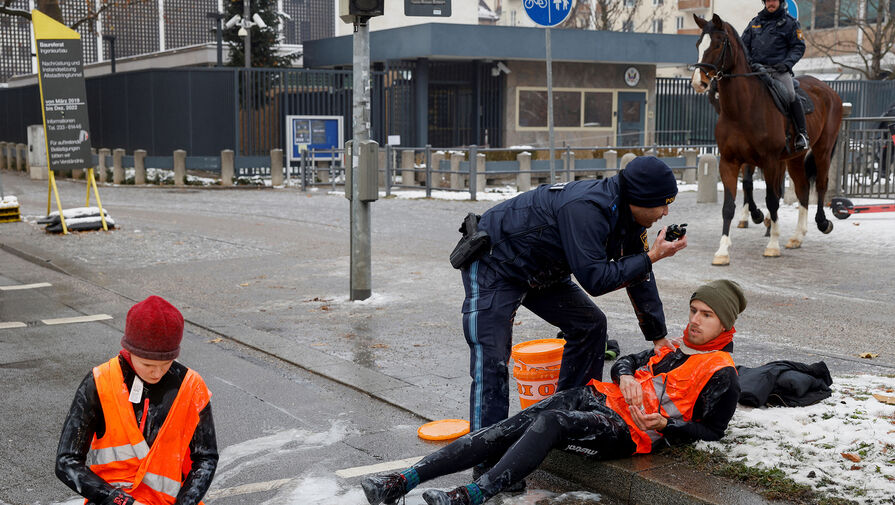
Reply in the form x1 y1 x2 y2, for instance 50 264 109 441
56 296 218 505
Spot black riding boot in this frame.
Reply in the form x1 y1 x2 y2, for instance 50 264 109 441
790 98 809 151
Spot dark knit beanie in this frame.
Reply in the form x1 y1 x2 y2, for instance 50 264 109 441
690 280 747 330
620 156 678 207
121 296 183 360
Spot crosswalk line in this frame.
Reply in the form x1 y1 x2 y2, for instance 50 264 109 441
42 314 113 325
0 282 52 291
335 455 424 478
0 322 27 329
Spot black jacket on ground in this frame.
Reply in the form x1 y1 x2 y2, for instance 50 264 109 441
55 356 218 505
741 7 805 72
611 345 740 449
737 360 833 407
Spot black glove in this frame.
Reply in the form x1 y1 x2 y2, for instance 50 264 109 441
101 490 136 505
773 62 789 73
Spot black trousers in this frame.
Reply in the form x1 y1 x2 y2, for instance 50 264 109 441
461 259 608 430
412 386 636 500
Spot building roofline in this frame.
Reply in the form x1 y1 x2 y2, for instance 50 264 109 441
304 23 699 67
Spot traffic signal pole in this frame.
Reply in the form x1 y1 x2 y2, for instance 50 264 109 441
350 19 372 301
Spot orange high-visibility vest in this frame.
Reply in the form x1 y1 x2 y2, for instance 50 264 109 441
88 357 211 505
590 347 735 454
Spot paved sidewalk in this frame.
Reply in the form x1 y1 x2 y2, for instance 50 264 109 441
2 170 892 504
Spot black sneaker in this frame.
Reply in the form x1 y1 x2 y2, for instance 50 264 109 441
472 466 526 493
422 486 472 505
361 473 407 505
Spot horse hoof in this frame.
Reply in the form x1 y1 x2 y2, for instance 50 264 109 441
764 216 771 228
785 239 802 249
819 221 833 234
751 211 764 224
712 255 730 266
764 248 781 257
737 221 748 229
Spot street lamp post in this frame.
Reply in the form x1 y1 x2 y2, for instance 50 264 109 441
243 0 251 68
102 35 117 73
206 12 224 67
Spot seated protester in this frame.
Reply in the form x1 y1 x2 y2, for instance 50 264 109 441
361 280 745 505
55 296 218 505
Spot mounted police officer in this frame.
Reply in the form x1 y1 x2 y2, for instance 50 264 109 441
450 156 688 454
742 0 809 150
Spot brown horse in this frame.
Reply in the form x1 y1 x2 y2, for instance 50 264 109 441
691 14 843 266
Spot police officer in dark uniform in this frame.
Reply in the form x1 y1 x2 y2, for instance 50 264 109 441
742 0 809 150
457 156 688 444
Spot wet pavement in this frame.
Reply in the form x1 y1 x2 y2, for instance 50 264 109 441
1 169 893 504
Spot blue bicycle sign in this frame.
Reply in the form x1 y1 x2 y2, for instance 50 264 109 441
523 0 575 27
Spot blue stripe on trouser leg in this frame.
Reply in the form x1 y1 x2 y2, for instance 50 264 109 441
461 262 521 430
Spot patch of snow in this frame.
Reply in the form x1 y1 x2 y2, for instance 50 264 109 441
697 374 895 504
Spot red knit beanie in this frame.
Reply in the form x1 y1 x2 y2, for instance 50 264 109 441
121 296 183 360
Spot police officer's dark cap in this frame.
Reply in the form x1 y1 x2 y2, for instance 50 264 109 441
620 156 678 208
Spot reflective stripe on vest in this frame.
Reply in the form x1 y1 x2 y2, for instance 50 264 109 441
87 440 150 466
89 357 211 505
590 346 734 454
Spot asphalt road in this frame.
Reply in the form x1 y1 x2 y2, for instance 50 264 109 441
1 169 893 504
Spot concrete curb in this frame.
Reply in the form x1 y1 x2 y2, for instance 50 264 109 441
0 237 789 505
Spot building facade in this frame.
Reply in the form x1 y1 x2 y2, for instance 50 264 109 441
0 0 335 84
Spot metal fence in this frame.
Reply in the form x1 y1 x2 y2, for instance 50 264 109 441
655 78 895 145
837 116 895 199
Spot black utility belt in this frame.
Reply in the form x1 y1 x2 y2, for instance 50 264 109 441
450 212 491 269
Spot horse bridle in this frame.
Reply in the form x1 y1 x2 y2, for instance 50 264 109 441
693 28 764 83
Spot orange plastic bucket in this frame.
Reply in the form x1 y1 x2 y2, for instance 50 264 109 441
511 338 566 408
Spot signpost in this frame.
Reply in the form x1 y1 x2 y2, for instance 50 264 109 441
32 9 106 234
523 0 575 183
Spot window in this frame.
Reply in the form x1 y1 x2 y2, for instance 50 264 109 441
676 16 684 30
652 19 663 33
624 0 635 6
517 88 617 130
584 92 613 127
814 0 836 28
652 0 664 4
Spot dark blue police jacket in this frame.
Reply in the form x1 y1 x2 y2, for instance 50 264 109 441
741 7 805 72
476 177 667 340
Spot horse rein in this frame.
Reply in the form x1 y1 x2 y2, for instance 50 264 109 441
693 29 765 83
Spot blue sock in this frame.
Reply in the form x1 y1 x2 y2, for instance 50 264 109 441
465 483 484 505
401 468 420 490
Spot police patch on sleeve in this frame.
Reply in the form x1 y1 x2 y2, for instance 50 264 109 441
796 29 803 40
640 230 649 251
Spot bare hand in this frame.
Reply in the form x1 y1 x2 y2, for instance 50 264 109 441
618 375 643 410
647 228 688 264
628 405 668 431
652 338 675 354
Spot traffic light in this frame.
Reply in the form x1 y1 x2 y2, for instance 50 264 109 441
340 0 384 23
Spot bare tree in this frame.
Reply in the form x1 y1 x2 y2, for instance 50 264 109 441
804 0 895 80
0 0 146 29
561 0 668 32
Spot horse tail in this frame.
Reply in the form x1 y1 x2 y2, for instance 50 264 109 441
805 151 817 182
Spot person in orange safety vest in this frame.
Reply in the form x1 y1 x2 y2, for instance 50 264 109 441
362 280 746 505
55 296 218 505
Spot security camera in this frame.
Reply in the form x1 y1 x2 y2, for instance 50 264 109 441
278 10 292 21
252 13 267 29
224 14 241 28
496 62 511 75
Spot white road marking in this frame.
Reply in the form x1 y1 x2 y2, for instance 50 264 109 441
0 282 52 291
0 322 27 329
42 314 113 325
335 456 423 478
204 478 293 499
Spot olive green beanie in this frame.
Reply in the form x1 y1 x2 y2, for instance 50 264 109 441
690 280 747 330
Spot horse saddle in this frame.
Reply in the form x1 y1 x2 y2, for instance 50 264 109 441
751 64 815 116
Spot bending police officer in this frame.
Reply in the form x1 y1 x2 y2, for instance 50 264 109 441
455 156 688 437
742 0 809 150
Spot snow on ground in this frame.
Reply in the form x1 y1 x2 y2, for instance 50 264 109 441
697 374 895 505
